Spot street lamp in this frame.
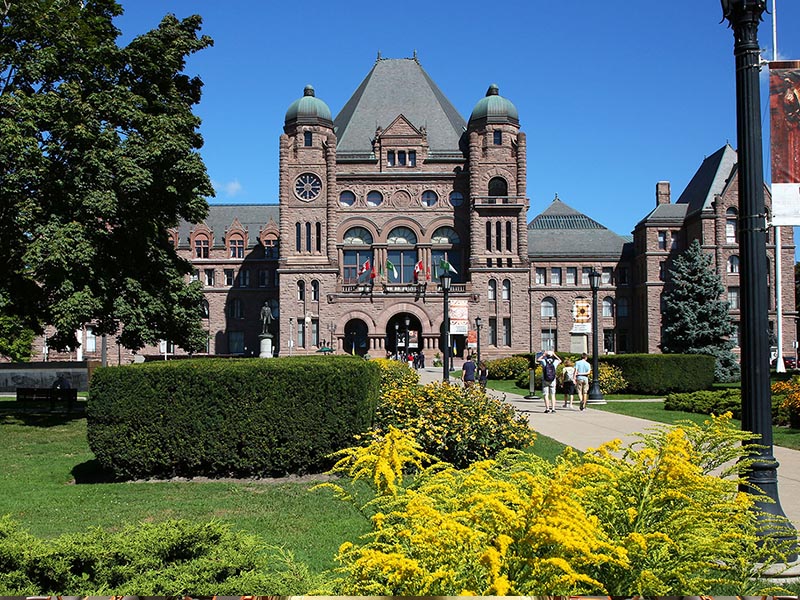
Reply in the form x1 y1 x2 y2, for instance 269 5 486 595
721 0 796 551
475 316 482 367
588 269 604 403
288 317 294 356
440 272 452 382
394 322 400 357
404 315 411 357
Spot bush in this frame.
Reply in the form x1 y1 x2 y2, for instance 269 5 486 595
665 387 793 427
371 362 535 468
87 356 380 479
0 517 325 595
372 357 420 389
486 356 529 380
601 354 715 394
321 416 795 595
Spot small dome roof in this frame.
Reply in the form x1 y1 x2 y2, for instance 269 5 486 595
469 84 519 126
284 85 333 127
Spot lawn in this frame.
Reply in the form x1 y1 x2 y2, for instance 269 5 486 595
593 400 800 451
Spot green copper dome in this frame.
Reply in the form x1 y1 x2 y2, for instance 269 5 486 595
469 84 519 126
285 85 333 127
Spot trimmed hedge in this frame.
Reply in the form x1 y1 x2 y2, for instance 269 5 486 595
599 354 715 394
87 356 380 479
665 388 793 426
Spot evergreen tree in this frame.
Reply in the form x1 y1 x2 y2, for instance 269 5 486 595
661 239 740 382
0 0 214 356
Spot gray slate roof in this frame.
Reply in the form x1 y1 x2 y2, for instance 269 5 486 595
334 58 467 155
528 197 632 259
675 144 738 215
637 202 689 226
177 204 280 249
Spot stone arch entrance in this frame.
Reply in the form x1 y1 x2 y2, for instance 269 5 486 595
387 312 422 357
344 319 369 356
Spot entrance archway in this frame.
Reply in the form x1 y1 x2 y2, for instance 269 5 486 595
344 319 369 356
387 313 421 357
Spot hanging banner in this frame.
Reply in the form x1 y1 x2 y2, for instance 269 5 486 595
571 297 591 334
449 298 469 334
408 330 419 349
467 329 477 349
769 60 800 226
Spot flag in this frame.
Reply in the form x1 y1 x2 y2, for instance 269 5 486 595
357 259 374 283
385 259 398 279
439 258 458 275
413 260 424 281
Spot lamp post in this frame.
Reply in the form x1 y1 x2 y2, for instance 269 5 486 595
588 269 604 403
475 316 482 367
288 317 294 356
404 315 411 357
721 0 796 551
441 272 452 382
394 322 400 357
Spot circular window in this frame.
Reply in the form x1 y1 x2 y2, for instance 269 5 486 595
295 173 322 200
339 190 356 207
366 191 383 207
422 190 438 207
449 191 464 207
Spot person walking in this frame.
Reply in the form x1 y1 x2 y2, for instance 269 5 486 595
575 352 592 411
538 350 561 413
462 354 477 388
560 359 577 409
477 361 488 390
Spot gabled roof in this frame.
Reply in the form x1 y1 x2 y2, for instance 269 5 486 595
527 197 632 259
333 57 467 155
636 202 689 226
177 204 280 249
675 144 738 215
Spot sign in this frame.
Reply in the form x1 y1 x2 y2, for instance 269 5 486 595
770 61 800 226
571 297 591 334
408 330 419 349
467 329 477 349
449 298 469 334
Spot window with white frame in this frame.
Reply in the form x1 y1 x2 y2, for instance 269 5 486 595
297 280 305 301
541 330 555 352
602 297 614 317
311 280 320 301
204 269 215 286
229 235 245 258
535 268 546 285
726 208 738 243
581 267 591 285
728 255 740 273
728 286 740 310
488 279 497 300
502 318 511 346
657 231 667 250
551 267 562 285
602 267 613 285
566 267 577 285
541 297 556 318
224 269 234 286
86 327 97 353
489 317 498 345
501 279 511 300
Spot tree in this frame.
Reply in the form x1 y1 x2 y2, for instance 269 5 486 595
0 0 214 357
661 239 740 382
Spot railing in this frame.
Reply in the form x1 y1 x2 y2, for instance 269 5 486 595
338 282 468 294
472 195 526 206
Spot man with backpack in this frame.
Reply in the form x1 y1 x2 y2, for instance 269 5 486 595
538 350 561 413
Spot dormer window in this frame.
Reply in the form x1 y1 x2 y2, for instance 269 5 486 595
229 235 245 258
194 235 209 258
387 151 395 167
409 151 416 166
398 150 406 166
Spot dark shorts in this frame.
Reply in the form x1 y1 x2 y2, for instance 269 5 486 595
563 380 576 395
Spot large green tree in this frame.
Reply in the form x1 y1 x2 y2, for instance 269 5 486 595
0 0 214 356
661 239 740 382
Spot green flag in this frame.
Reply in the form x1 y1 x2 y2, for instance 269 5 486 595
439 258 457 275
386 259 398 279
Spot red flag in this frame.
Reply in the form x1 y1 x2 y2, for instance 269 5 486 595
413 260 424 281
357 259 372 283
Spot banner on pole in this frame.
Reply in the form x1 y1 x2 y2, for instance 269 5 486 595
467 329 477 349
769 60 800 226
449 298 469 335
570 297 592 334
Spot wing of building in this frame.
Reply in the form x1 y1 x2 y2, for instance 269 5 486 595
34 59 796 364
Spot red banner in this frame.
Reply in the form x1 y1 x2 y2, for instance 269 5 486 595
769 60 800 225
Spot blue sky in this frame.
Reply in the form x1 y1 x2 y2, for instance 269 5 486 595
115 1 800 249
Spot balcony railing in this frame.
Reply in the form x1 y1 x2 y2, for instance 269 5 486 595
339 282 468 295
472 195 526 207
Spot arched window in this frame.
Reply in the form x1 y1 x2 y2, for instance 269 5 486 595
506 221 512 251
488 176 508 197
431 227 460 244
228 234 245 258
295 222 301 252
305 222 312 252
502 279 511 300
486 221 492 251
343 227 373 284
311 280 320 301
339 190 356 207
602 297 614 318
366 190 383 207
488 280 497 300
726 207 738 244
617 297 629 318
541 297 556 318
297 280 305 301
727 255 740 273
201 299 209 319
315 222 322 252
194 234 209 258
387 226 418 283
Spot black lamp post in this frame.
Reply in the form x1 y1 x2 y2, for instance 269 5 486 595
588 269 604 402
721 0 796 551
394 322 400 356
404 315 411 356
441 272 452 382
475 316 482 367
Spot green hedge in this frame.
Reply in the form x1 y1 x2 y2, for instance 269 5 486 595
599 354 715 394
87 356 380 479
665 388 792 426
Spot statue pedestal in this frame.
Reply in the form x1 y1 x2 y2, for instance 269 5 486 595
259 334 274 358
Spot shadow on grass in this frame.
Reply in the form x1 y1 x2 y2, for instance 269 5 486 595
0 407 86 428
71 458 121 484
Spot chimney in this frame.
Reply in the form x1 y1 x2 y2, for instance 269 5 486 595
656 181 671 206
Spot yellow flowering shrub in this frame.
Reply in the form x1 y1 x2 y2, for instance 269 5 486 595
772 375 800 412
322 413 796 596
372 379 535 468
372 357 420 390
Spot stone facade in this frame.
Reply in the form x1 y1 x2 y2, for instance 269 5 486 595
23 57 798 365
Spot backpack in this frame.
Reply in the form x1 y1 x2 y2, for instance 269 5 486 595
543 358 556 382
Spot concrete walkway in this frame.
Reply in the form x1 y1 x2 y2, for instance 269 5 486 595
416 366 800 530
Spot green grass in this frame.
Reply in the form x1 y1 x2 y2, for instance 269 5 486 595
593 400 800 450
